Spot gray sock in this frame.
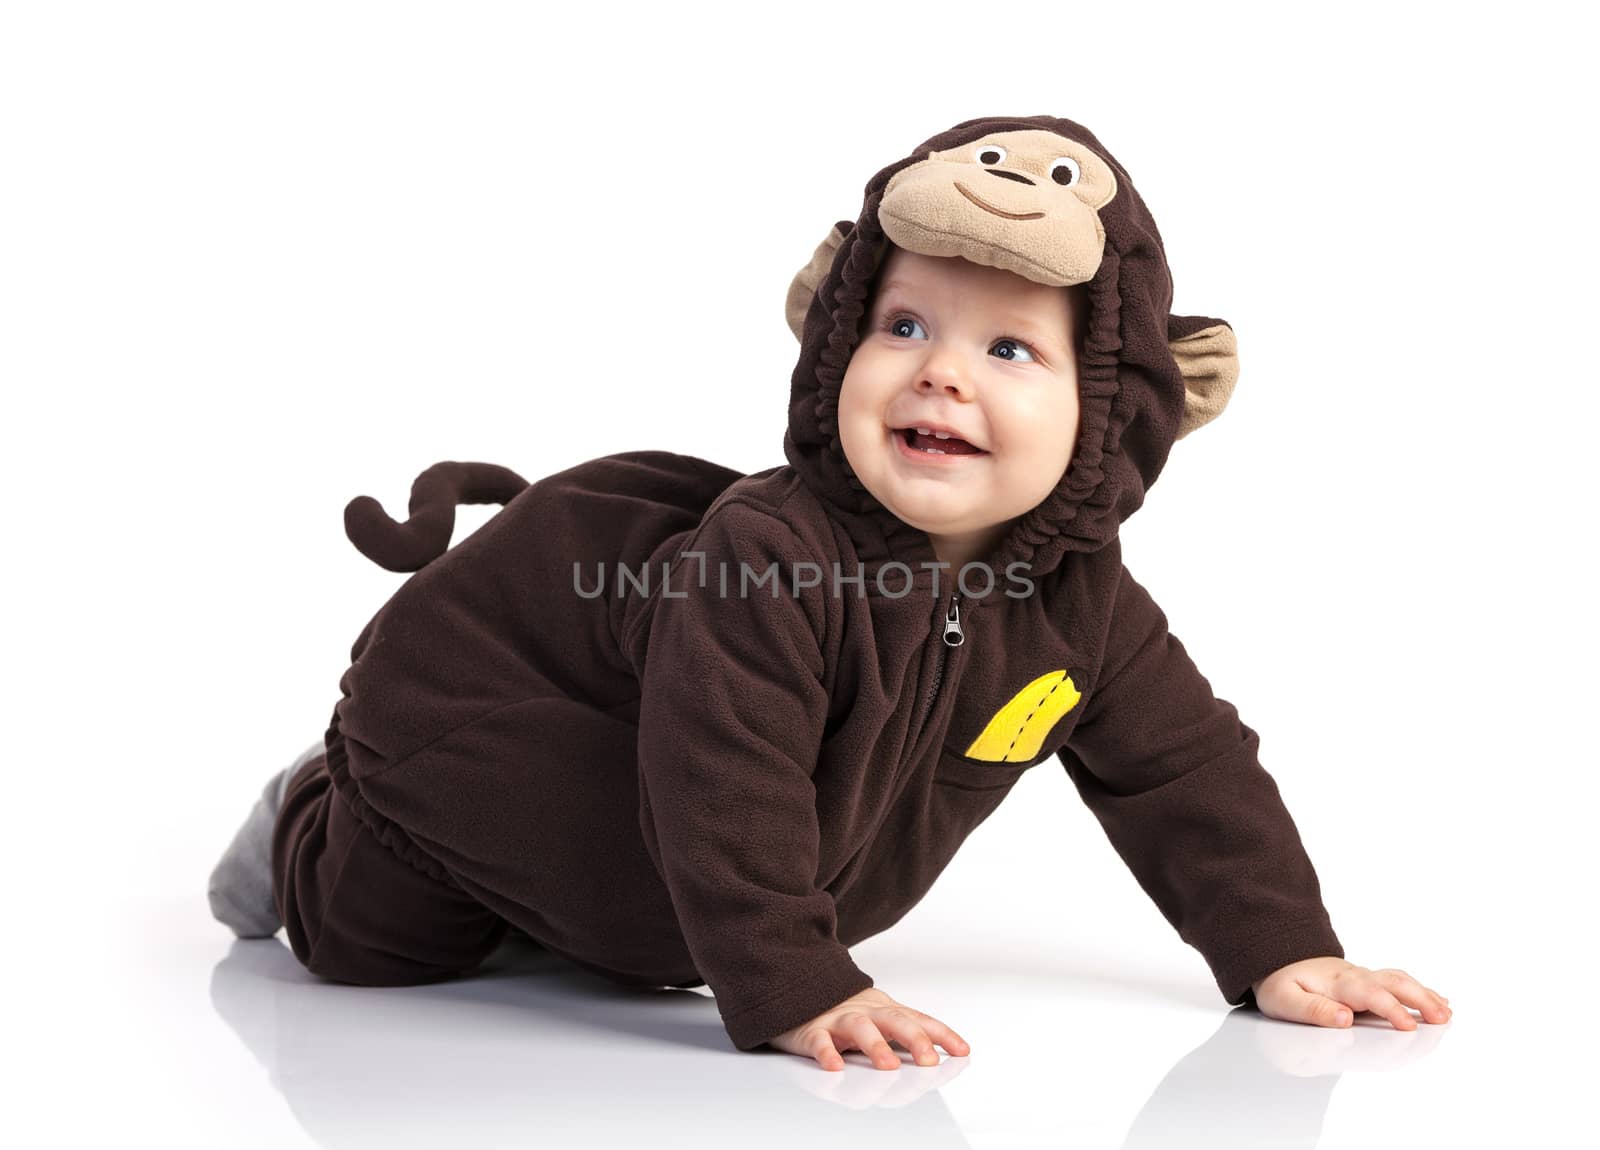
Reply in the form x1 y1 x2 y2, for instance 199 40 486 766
208 741 326 939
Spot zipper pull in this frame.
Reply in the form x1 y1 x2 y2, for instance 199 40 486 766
942 595 964 647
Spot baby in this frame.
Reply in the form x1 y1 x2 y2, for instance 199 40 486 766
209 114 1450 1071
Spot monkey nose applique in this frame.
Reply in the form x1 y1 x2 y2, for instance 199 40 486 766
963 670 1081 762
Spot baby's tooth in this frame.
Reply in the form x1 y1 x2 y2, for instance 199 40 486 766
934 431 951 439
916 427 932 435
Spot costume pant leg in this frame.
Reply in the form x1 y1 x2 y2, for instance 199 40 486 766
271 749 510 986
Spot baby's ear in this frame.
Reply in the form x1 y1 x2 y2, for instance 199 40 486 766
1168 315 1240 440
786 220 854 341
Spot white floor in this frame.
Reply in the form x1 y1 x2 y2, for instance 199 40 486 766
41 852 1572 1150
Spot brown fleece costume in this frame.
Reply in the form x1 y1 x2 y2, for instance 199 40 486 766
272 114 1342 1053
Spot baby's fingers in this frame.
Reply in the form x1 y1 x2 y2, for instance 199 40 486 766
873 1009 968 1066
837 1011 902 1071
915 1015 972 1060
808 1029 846 1072
1277 981 1357 1028
1338 982 1417 1030
1287 973 1443 1031
1372 968 1452 1025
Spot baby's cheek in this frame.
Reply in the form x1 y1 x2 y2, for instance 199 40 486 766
1003 442 1072 506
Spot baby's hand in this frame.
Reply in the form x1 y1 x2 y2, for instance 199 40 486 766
1251 957 1452 1030
767 986 971 1071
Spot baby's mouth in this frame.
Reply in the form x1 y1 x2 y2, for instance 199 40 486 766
893 426 987 456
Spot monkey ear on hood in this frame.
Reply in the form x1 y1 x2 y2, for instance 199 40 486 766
786 220 854 341
1168 315 1240 440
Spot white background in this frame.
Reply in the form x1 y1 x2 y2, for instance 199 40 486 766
5 1 1594 1146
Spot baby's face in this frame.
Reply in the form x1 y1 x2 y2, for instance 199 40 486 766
838 246 1082 567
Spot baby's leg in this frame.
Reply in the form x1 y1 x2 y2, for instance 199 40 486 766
271 745 510 985
208 740 325 938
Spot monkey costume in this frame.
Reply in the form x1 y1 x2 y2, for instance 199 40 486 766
211 114 1342 1054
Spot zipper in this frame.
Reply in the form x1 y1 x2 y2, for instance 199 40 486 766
915 592 964 733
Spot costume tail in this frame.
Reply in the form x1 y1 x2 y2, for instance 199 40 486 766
343 461 530 572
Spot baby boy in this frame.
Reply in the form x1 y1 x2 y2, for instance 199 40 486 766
211 114 1450 1072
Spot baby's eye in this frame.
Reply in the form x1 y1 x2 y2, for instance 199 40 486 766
883 314 927 340
991 338 1036 364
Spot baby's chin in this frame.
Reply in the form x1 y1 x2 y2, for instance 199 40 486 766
877 494 996 539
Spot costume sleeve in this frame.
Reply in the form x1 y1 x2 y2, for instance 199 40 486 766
634 501 872 1051
1058 563 1344 1008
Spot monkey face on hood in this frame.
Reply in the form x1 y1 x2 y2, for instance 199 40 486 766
782 115 1239 586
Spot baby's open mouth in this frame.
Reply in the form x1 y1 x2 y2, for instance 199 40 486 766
892 426 987 456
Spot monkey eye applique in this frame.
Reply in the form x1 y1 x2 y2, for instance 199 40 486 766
1050 156 1081 186
962 670 1082 763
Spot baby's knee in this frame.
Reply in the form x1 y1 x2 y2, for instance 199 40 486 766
272 740 509 986
302 934 468 987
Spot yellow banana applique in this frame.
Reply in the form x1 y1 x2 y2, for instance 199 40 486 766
963 670 1081 763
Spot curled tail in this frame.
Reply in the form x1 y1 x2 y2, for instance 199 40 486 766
343 461 530 572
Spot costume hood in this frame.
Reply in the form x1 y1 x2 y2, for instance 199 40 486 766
782 114 1239 584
